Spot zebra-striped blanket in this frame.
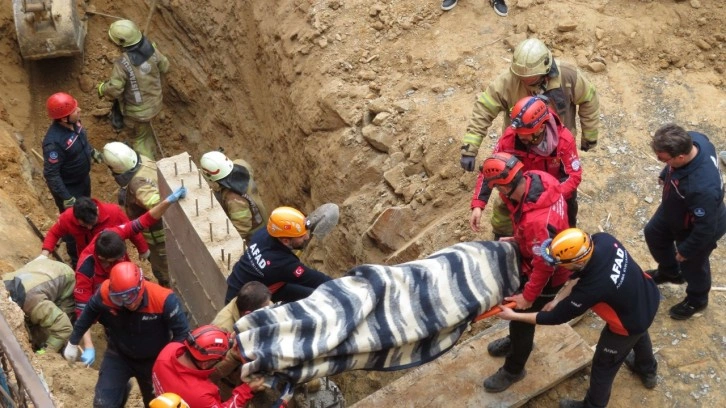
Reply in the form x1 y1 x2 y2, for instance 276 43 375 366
234 241 521 384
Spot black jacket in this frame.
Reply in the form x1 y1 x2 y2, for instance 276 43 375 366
42 121 93 200
537 233 660 336
657 132 726 258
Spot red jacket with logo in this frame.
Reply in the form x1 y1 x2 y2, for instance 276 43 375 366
471 113 582 208
152 342 255 408
73 212 154 317
43 198 147 258
503 171 571 302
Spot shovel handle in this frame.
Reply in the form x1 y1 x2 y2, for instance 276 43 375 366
473 301 517 322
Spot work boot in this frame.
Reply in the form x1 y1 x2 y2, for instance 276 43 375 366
559 399 585 408
441 0 458 11
623 351 657 389
483 367 525 393
669 298 707 320
645 269 684 285
487 336 511 357
490 0 508 17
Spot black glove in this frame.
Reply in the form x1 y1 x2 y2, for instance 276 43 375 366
460 155 476 171
580 139 597 152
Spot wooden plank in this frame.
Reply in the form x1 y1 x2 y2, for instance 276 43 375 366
352 323 593 408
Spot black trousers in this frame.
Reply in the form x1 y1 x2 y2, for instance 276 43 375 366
502 283 561 375
644 208 716 305
566 192 578 228
584 327 657 407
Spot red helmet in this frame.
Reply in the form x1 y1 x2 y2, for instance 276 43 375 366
109 261 144 307
185 325 232 362
481 153 524 189
510 96 550 135
46 92 78 120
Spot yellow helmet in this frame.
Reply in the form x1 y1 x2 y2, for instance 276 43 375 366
149 393 189 408
544 228 593 269
267 207 308 238
510 38 552 78
108 19 142 47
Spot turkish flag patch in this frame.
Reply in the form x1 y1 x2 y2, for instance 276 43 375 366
294 266 304 277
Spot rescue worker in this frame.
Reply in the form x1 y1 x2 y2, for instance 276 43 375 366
102 142 170 287
150 393 189 408
40 197 147 266
497 228 659 407
210 282 272 388
442 0 508 17
470 96 582 238
460 38 600 172
73 187 185 352
475 153 571 393
97 19 169 159
64 262 190 407
2 257 75 353
225 206 332 304
644 124 726 320
200 151 268 242
152 325 266 407
42 92 103 266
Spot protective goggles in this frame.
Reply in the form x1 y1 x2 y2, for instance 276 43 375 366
109 286 142 307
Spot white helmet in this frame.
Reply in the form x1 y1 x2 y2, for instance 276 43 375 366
510 38 553 78
200 151 233 182
103 142 138 174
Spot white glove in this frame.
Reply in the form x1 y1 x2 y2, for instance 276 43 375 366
139 250 151 261
63 343 79 362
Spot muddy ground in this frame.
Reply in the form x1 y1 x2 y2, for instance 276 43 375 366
0 0 725 406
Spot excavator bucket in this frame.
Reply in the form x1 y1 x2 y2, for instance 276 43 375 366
13 0 86 60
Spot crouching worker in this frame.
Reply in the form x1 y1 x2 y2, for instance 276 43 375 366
496 228 660 408
152 325 266 407
3 257 75 353
64 262 190 407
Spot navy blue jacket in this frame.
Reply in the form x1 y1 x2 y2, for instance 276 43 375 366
657 132 726 258
537 233 660 336
42 121 93 201
227 228 328 303
70 280 189 360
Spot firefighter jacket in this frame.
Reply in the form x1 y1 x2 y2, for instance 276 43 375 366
537 233 660 336
3 258 75 352
152 342 255 408
656 132 726 259
502 171 571 302
462 60 599 152
43 198 146 257
99 37 169 122
42 121 93 201
219 159 268 241
471 113 582 208
121 154 165 243
74 213 154 317
70 280 189 360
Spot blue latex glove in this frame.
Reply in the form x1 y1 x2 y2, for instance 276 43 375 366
80 347 95 366
167 186 187 203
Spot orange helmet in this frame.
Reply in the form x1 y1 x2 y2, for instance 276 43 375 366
46 92 78 119
185 325 232 362
544 228 594 269
267 206 308 238
109 262 145 307
510 96 550 135
481 153 524 189
149 393 190 408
